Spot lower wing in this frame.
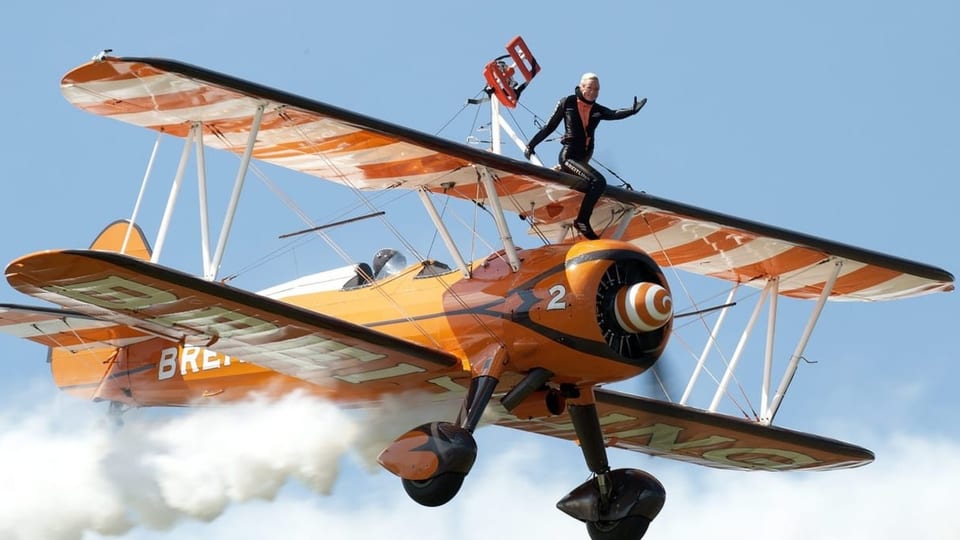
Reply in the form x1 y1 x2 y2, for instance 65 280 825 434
5 250 462 389
495 388 873 471
0 303 154 350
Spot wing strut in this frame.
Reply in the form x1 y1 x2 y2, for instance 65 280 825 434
145 104 266 280
122 132 160 255
153 124 196 263
209 104 265 280
477 166 520 272
196 124 212 273
610 208 637 240
763 259 843 423
417 187 471 278
683 260 845 420
761 276 780 415
679 285 738 405
708 280 771 412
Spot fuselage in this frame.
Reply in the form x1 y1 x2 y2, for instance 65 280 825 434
53 240 671 407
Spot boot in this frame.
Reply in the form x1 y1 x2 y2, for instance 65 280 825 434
573 219 599 240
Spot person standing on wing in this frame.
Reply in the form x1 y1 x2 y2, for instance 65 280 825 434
524 73 646 240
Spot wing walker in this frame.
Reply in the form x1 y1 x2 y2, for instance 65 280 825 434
0 37 952 539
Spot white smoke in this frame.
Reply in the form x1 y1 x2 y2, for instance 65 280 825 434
79 432 960 540
6 388 959 540
0 390 457 540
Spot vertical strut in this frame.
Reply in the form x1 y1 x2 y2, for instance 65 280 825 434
611 208 636 240
209 104 264 280
477 167 520 271
761 277 779 415
709 281 771 412
490 98 502 155
417 187 470 278
122 132 161 255
152 125 196 263
195 125 212 276
680 285 738 405
764 259 842 424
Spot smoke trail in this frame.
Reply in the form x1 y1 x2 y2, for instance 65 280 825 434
0 391 368 540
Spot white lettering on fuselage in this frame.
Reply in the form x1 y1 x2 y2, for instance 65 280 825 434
158 346 243 380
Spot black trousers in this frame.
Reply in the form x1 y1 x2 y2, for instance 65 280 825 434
559 146 606 223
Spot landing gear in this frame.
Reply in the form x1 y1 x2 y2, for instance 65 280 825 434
106 400 129 427
379 362 667 539
378 358 504 507
587 515 652 540
402 472 467 507
379 420 478 506
559 468 665 540
558 400 666 539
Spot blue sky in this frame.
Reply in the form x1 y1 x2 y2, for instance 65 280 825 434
0 1 957 538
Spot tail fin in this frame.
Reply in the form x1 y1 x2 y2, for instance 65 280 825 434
90 220 152 260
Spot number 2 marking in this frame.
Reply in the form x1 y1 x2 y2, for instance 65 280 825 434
547 284 567 310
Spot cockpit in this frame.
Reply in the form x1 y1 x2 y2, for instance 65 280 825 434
258 248 456 300
341 248 452 290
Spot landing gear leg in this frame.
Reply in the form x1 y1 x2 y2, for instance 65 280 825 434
380 346 506 507
558 390 666 540
457 374 500 432
106 400 129 427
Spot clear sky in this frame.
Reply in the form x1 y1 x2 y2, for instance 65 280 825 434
0 1 957 539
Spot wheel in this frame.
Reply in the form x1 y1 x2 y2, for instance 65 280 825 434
402 472 466 507
586 515 652 540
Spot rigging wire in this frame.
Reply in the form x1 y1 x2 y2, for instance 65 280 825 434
638 211 756 417
250 153 448 349
667 324 752 416
493 170 551 246
277 109 507 350
219 159 413 281
591 158 636 191
658 243 841 419
433 101 471 136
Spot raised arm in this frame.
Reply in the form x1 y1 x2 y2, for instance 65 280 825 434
597 97 647 120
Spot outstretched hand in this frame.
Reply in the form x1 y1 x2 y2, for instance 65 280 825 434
632 96 648 113
524 146 536 160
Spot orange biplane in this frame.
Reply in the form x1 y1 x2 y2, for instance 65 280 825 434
0 39 953 539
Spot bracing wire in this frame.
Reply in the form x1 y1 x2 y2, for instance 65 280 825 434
276 109 508 350
638 211 758 414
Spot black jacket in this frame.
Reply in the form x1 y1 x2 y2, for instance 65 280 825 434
528 91 638 161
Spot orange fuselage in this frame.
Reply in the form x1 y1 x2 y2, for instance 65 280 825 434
51 240 670 407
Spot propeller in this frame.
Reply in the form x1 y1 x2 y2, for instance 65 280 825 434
594 257 675 393
632 300 740 403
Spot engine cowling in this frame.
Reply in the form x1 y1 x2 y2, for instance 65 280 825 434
470 241 673 385
593 252 673 367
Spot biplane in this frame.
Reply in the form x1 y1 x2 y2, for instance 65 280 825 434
0 38 953 540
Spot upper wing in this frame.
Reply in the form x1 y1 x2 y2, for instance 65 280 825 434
495 388 873 471
61 56 953 301
5 250 461 387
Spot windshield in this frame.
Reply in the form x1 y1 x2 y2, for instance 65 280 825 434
372 248 408 280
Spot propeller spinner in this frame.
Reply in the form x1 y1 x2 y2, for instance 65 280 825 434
614 282 673 333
